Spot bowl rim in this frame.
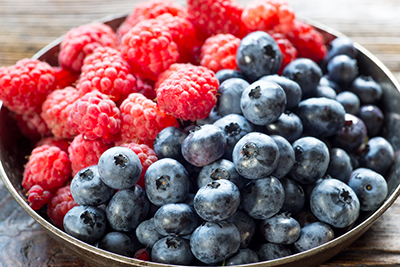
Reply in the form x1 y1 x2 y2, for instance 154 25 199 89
1 13 400 267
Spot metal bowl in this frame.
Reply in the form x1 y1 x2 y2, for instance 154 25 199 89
1 14 400 267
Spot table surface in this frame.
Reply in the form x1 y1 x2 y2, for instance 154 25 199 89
1 0 400 266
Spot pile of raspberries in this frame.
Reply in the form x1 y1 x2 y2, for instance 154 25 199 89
0 0 327 228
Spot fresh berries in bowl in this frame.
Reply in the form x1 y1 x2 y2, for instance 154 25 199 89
1 1 400 267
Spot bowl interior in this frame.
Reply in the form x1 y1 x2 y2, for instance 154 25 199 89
1 14 400 267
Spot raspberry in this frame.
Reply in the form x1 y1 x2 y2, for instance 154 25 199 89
58 22 119 73
154 63 195 90
120 19 179 81
200 33 241 73
47 184 79 230
77 46 138 103
15 112 52 142
22 145 72 210
241 0 295 32
41 86 80 139
119 93 179 147
0 58 56 115
156 65 219 121
283 20 327 63
270 32 298 74
121 142 158 189
68 91 121 144
68 134 111 176
53 66 79 89
186 0 248 41
36 137 71 153
116 0 187 39
135 76 156 101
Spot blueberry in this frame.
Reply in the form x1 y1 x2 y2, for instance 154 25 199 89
232 132 279 179
225 248 259 266
97 231 135 257
227 210 256 248
255 243 292 261
282 58 323 99
331 113 367 153
270 135 295 179
279 177 305 215
70 165 114 206
260 213 301 245
106 185 150 232
197 158 244 191
217 78 250 116
264 111 303 143
289 137 330 185
295 97 346 138
145 158 190 206
358 105 384 137
261 74 302 110
315 84 337 99
236 31 282 82
359 136 395 175
98 146 142 190
213 114 254 160
326 36 358 62
135 218 164 249
327 148 353 183
240 80 286 126
293 222 335 252
327 55 358 87
153 203 199 236
190 221 241 264
350 75 383 105
194 179 240 222
153 126 187 162
310 178 360 228
336 91 360 115
215 69 246 84
242 176 285 220
181 124 227 167
151 236 193 265
63 205 107 245
320 75 343 93
197 104 222 125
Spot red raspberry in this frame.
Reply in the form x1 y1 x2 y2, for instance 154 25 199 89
41 86 80 139
241 0 295 32
26 185 53 211
154 63 194 90
15 112 52 143
120 19 179 81
156 65 219 121
77 46 138 103
68 91 121 144
121 142 158 189
22 145 72 210
117 0 187 39
200 33 241 73
47 184 79 230
53 66 79 89
0 58 56 115
119 93 179 147
186 0 248 41
36 137 70 153
135 76 156 101
58 22 119 73
282 20 327 63
68 134 112 176
270 32 298 74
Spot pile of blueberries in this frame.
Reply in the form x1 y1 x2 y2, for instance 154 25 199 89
63 31 395 265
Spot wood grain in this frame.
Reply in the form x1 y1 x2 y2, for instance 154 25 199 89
1 0 400 266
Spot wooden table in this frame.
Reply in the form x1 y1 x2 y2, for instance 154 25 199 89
1 0 400 266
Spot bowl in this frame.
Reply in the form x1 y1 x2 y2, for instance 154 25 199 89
1 13 400 267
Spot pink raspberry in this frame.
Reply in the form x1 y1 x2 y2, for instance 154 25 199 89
156 65 219 121
200 33 241 73
154 63 195 90
15 112 52 143
0 58 56 115
68 91 121 144
58 22 119 73
76 46 138 103
47 185 79 230
36 137 71 153
41 86 80 139
119 93 179 147
68 134 112 176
